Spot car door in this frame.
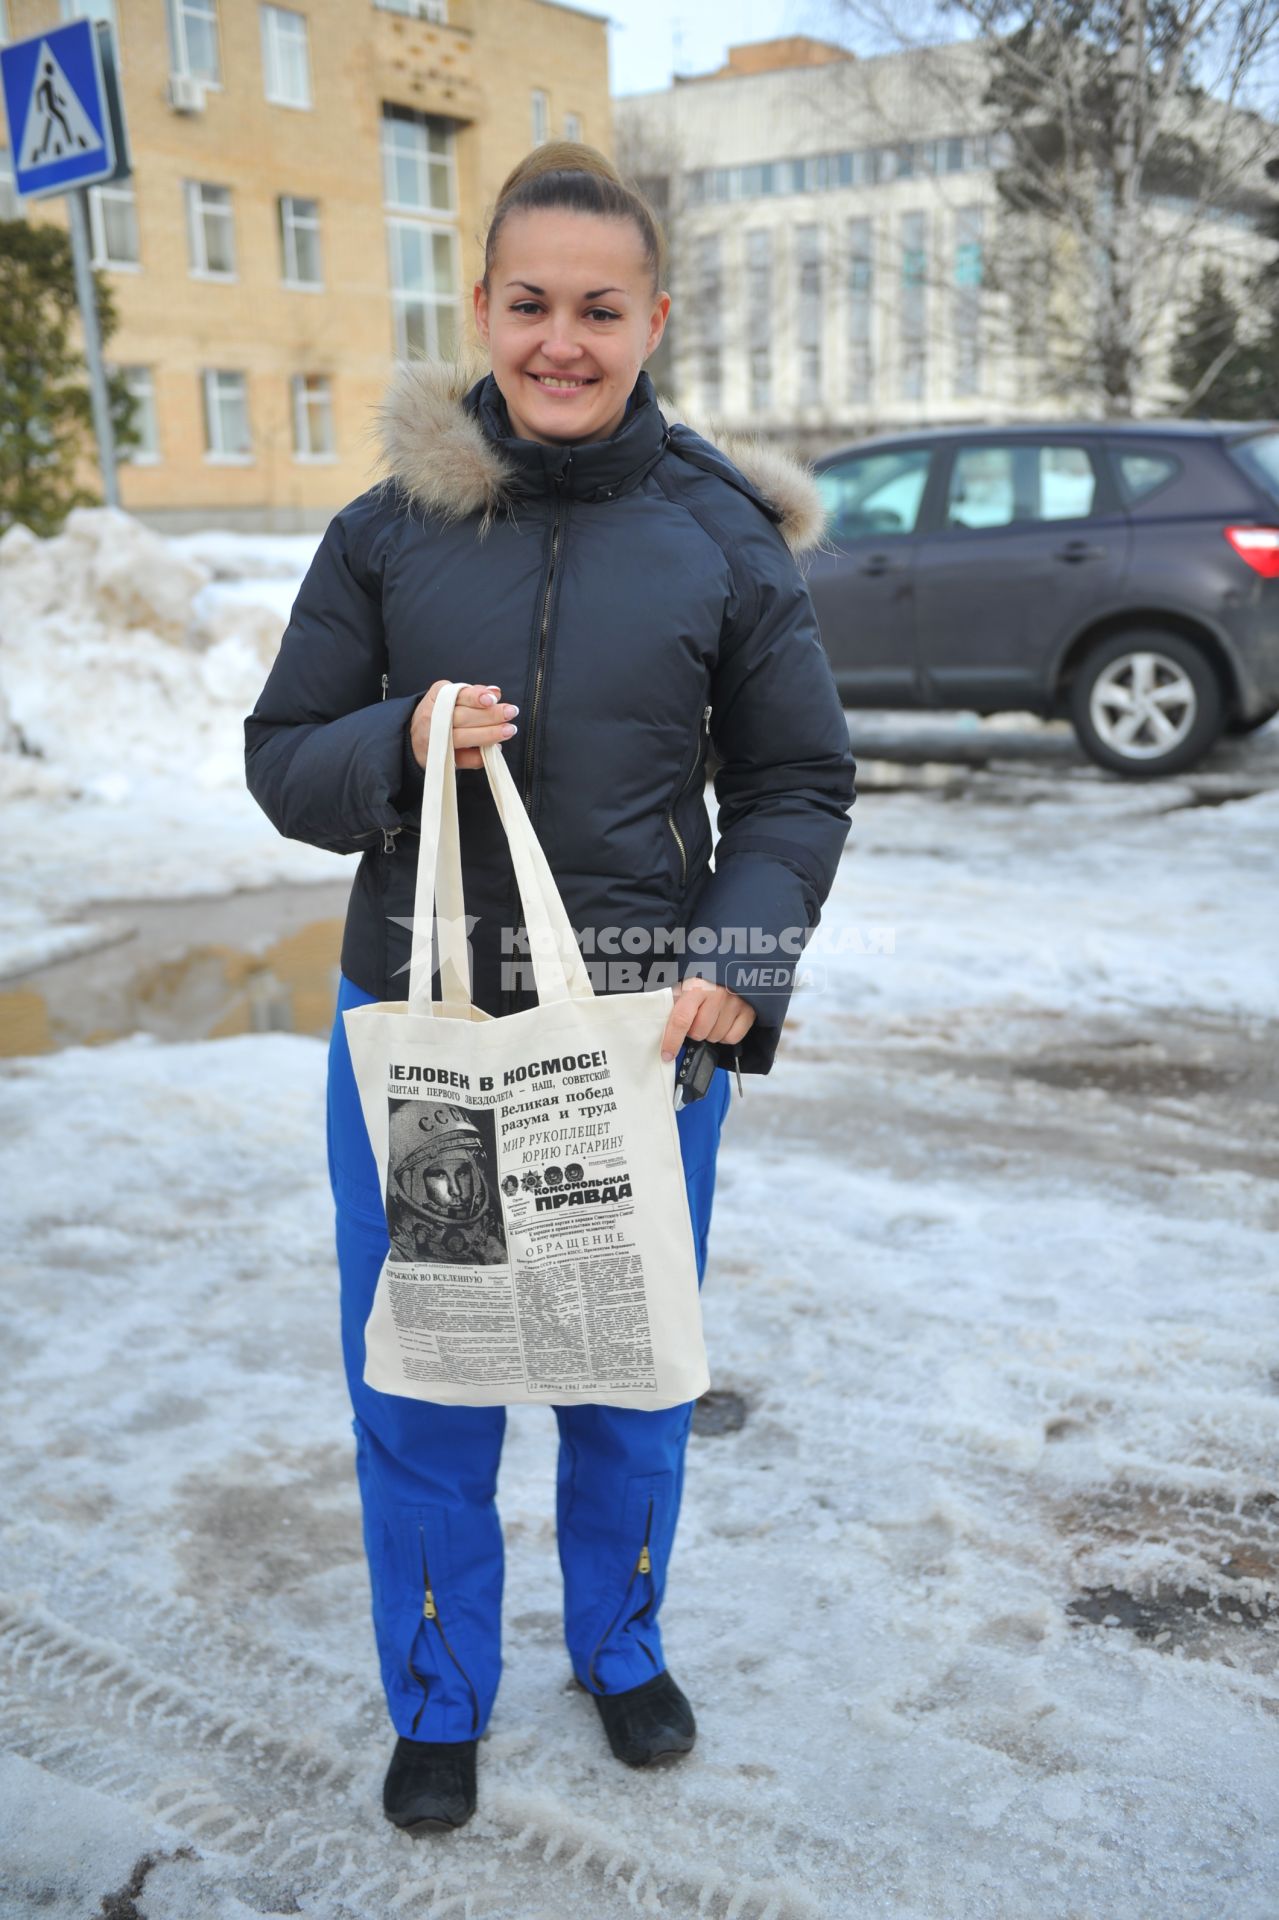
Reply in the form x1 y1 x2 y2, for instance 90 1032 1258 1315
806 444 936 703
912 437 1129 708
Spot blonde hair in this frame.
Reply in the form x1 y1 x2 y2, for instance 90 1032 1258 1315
481 140 667 300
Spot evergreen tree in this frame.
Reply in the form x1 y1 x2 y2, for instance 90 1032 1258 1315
0 217 140 538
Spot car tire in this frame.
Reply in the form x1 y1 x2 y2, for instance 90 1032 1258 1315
1069 630 1223 778
1225 704 1279 736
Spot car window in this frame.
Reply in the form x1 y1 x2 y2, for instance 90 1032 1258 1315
1115 451 1181 504
946 444 1098 529
1227 431 1279 505
814 448 932 540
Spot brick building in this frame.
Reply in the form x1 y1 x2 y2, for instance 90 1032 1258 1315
0 0 609 528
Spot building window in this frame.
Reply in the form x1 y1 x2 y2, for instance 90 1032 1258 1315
694 231 722 412
745 229 772 413
564 111 581 141
116 366 159 462
847 217 873 406
952 206 983 397
279 194 322 287
186 181 235 276
0 150 20 219
291 373 335 458
168 0 221 85
381 104 456 214
261 5 311 109
531 89 549 146
60 0 119 56
382 106 459 359
899 210 927 401
201 369 251 459
387 220 460 360
796 224 823 407
88 179 139 266
374 0 447 17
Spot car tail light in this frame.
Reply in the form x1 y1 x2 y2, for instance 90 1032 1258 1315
1223 525 1279 578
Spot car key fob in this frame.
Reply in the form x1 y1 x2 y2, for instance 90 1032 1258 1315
673 1039 718 1110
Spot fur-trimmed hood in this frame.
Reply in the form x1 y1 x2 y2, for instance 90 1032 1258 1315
369 355 828 557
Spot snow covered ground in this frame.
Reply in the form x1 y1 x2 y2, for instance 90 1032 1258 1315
1 515 1277 1918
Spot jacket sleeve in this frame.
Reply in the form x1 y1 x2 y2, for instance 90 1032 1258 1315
681 512 856 1076
243 496 424 855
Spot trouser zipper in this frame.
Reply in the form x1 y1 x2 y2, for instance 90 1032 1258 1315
587 1496 656 1693
666 703 712 892
410 1523 481 1736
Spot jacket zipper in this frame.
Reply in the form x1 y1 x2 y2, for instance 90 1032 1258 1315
410 1523 481 1737
587 1495 655 1693
665 703 712 893
523 455 571 813
380 671 400 854
503 461 570 1017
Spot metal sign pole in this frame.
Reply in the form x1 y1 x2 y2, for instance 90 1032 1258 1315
64 182 119 508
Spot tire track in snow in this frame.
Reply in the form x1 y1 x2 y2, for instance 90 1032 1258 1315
0 1592 827 1919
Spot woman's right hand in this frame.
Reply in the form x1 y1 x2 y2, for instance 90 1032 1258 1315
408 681 518 772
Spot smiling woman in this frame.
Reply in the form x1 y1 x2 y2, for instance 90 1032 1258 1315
472 141 671 446
244 135 855 1838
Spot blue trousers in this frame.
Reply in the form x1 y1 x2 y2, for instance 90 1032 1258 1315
326 971 733 1742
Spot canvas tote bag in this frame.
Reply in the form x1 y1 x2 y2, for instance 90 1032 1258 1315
343 679 710 1410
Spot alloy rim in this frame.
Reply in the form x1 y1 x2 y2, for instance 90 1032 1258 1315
1089 651 1198 758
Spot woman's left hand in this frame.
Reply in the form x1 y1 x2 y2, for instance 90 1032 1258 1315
661 976 757 1064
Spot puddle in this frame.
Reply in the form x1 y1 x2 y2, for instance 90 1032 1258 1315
0 880 351 1058
692 1388 749 1436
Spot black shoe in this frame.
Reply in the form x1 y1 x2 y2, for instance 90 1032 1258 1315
584 1669 697 1767
382 1735 477 1833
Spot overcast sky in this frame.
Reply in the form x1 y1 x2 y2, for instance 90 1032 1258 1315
558 0 847 98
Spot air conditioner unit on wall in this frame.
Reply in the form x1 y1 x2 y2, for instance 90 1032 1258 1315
168 73 206 113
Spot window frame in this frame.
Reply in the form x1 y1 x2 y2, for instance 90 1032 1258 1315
531 88 549 146
930 436 1117 537
386 216 462 361
278 192 324 289
380 105 457 217
291 372 337 461
88 177 140 270
813 443 937 543
1110 444 1185 509
260 3 312 110
185 179 236 279
113 364 160 464
201 368 253 462
168 0 222 88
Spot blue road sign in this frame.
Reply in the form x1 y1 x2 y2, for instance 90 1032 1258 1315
1 19 116 202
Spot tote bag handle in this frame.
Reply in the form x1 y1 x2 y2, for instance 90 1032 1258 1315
408 680 595 1014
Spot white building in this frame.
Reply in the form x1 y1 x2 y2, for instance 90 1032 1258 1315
614 35 1273 452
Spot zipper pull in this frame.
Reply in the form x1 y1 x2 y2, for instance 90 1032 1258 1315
730 1047 743 1099
381 672 389 700
423 1587 437 1620
637 1545 651 1575
382 825 400 854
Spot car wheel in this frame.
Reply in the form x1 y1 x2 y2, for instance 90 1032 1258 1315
1225 704 1279 736
1069 631 1223 778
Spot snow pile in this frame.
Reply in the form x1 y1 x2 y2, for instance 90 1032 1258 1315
0 507 300 806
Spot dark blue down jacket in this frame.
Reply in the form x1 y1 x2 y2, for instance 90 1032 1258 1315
243 362 855 1075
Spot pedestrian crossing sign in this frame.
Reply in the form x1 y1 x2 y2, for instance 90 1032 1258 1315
1 19 116 201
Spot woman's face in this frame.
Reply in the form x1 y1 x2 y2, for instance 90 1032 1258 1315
473 208 670 446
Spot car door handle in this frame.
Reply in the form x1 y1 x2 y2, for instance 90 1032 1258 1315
1053 540 1107 564
858 553 905 577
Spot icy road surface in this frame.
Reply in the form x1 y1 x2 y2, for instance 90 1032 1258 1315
1 511 1277 1916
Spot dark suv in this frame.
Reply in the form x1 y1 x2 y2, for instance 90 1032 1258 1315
808 423 1279 776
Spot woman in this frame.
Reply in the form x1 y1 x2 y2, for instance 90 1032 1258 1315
244 142 855 1834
